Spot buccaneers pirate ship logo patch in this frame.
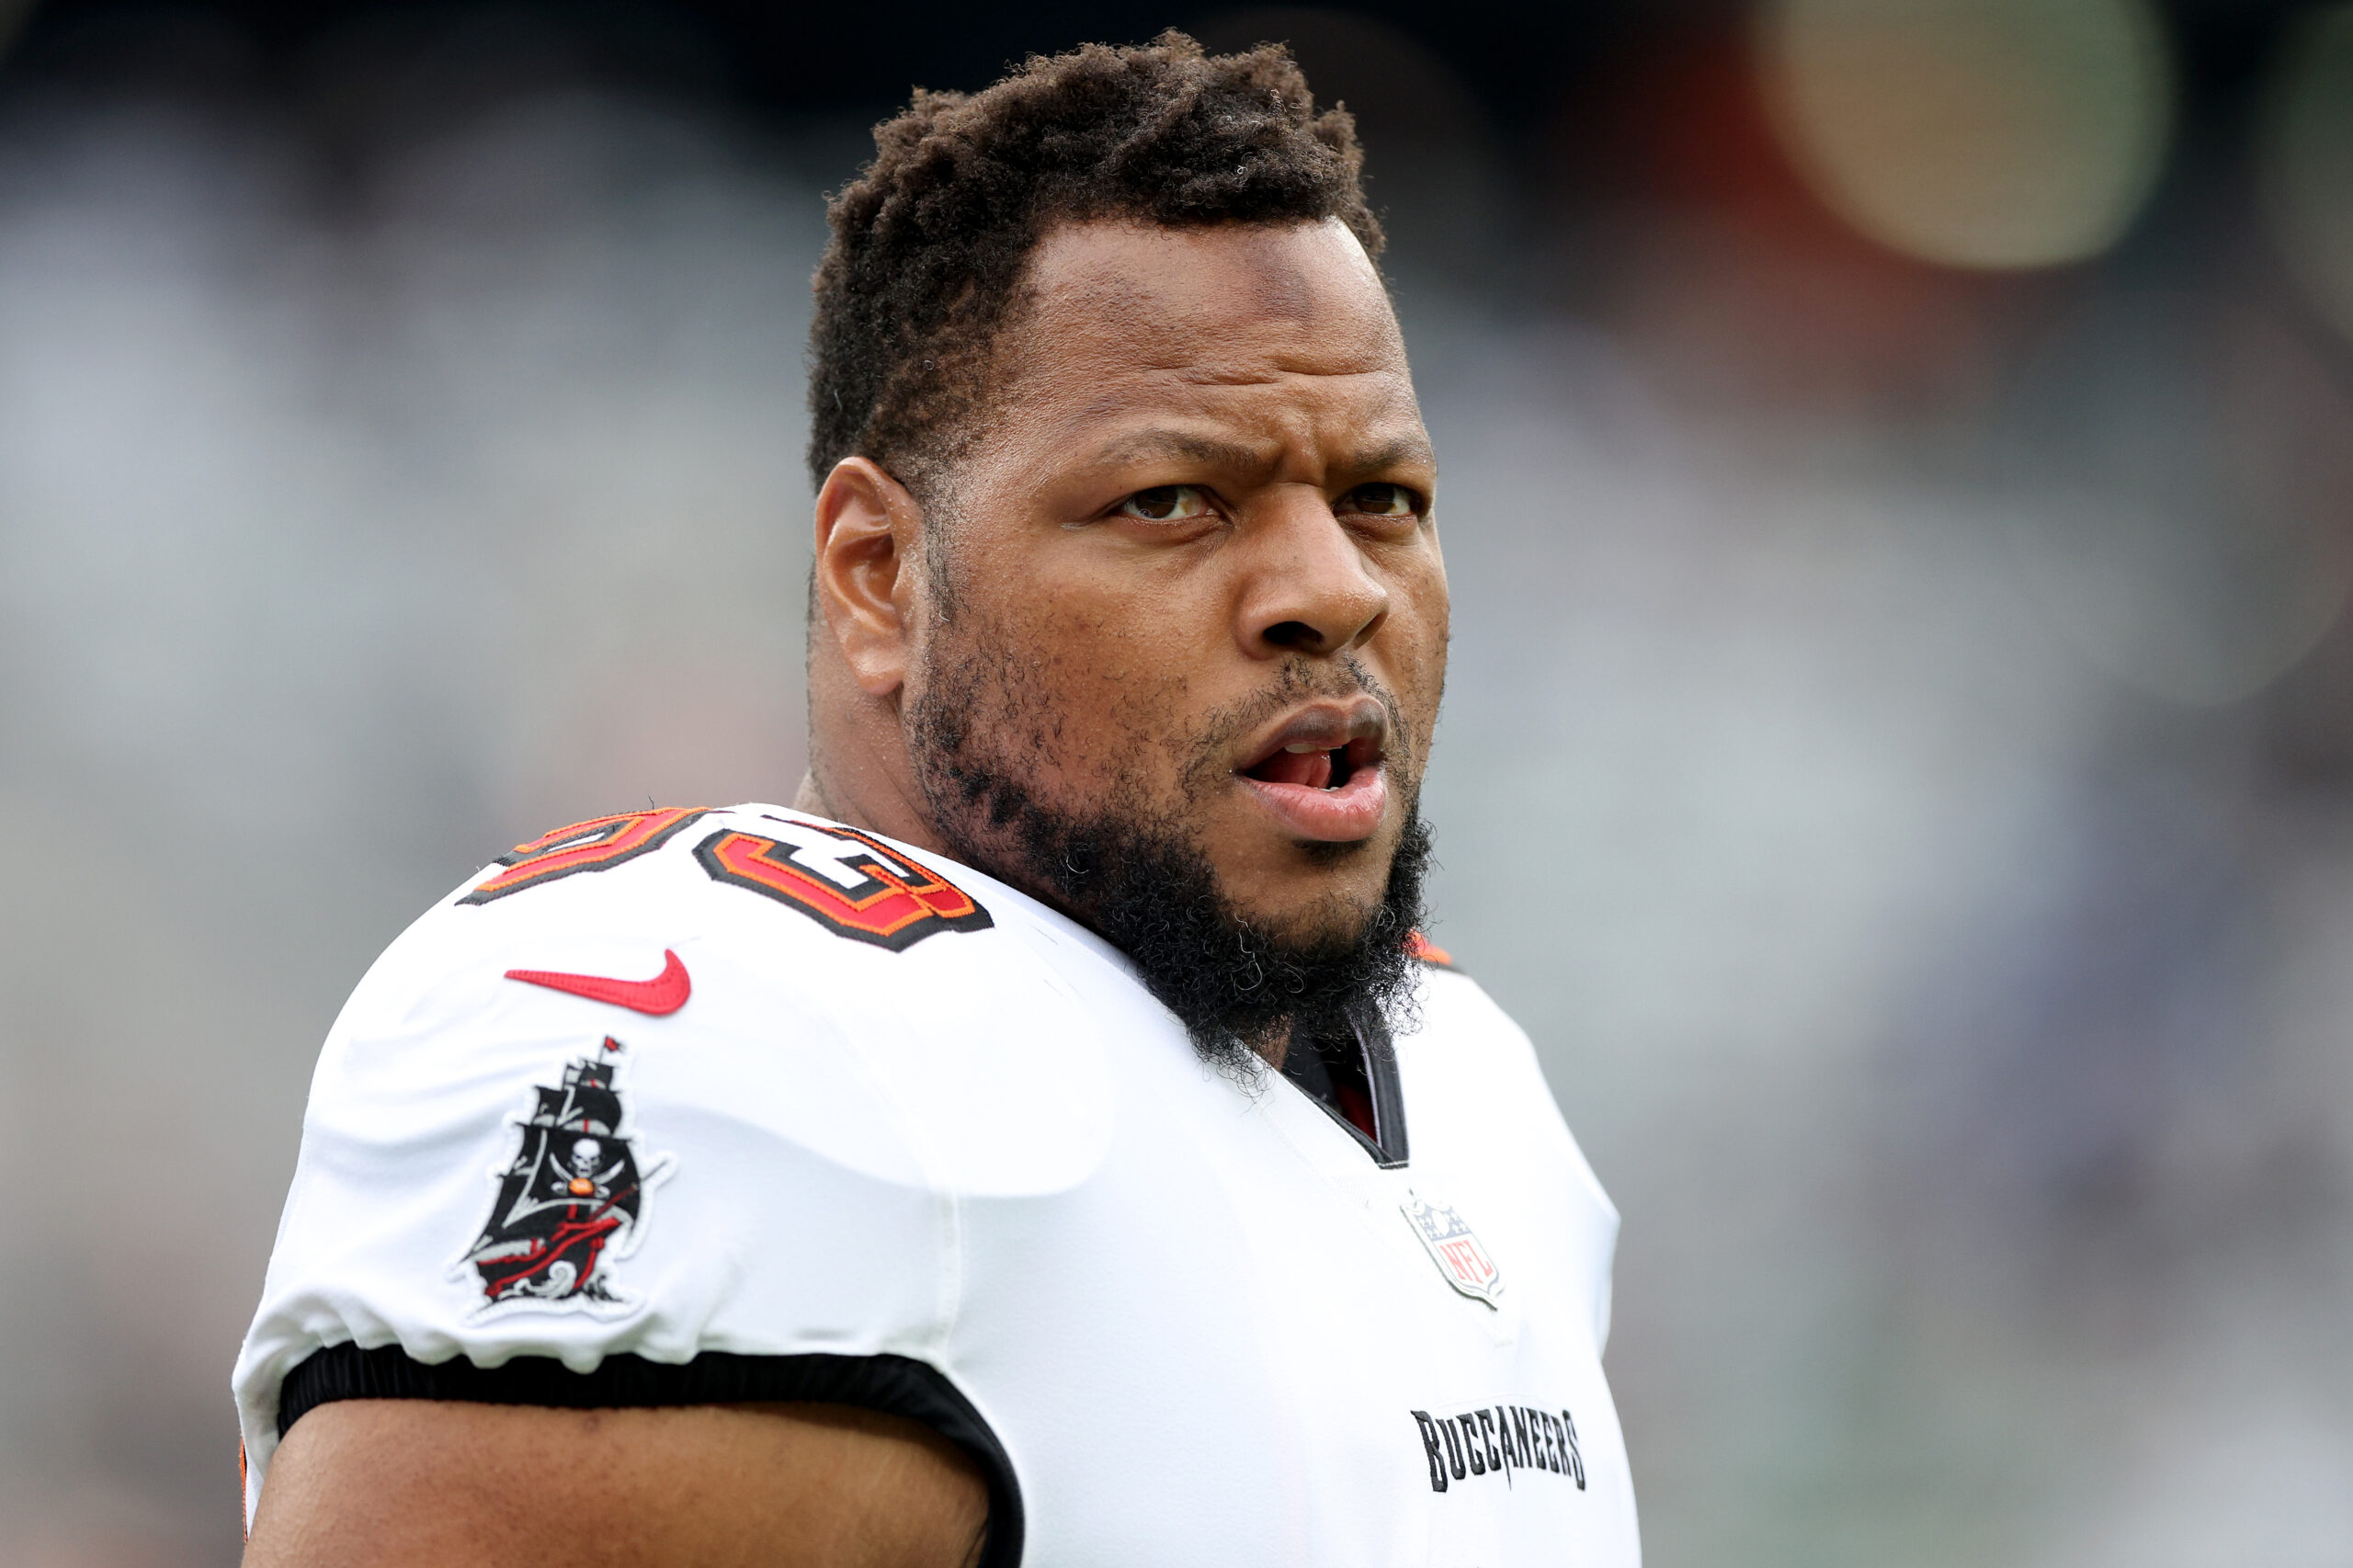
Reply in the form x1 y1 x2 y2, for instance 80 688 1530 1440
460 1037 672 1312
1401 1190 1504 1307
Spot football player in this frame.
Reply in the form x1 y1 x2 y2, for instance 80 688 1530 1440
234 33 1639 1568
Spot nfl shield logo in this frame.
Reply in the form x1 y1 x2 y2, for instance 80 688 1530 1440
1401 1190 1504 1306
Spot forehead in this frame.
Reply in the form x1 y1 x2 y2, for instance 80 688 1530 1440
997 218 1420 442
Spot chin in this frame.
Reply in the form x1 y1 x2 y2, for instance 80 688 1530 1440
1297 835 1378 870
1211 812 1401 931
1219 875 1390 952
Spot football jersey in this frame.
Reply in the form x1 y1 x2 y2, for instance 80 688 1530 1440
233 803 1640 1568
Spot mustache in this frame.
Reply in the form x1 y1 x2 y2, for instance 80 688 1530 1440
1178 654 1412 801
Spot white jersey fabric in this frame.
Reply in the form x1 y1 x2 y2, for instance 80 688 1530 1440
234 802 1639 1568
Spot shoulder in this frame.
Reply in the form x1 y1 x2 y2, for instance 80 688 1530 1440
1400 932 1518 1073
360 801 1036 1017
244 805 1112 1432
241 808 1101 1532
1398 943 1625 1345
1401 941 1619 1228
424 802 1006 960
319 803 1110 1198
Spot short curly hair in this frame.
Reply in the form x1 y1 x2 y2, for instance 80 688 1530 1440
806 30 1384 496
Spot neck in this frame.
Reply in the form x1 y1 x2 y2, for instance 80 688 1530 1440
799 646 949 855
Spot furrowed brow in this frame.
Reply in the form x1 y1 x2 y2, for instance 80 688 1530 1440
1340 436 1438 480
1087 429 1276 474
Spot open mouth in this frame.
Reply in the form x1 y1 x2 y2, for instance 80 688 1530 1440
1233 704 1392 842
1240 737 1379 791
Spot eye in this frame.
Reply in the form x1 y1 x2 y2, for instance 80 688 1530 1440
1340 483 1420 518
1115 484 1213 521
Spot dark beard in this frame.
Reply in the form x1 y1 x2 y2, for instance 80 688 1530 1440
968 784 1431 1072
905 651 1434 1070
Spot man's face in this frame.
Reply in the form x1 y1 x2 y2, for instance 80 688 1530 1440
902 218 1448 952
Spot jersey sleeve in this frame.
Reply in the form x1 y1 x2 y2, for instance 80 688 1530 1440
230 828 977 1530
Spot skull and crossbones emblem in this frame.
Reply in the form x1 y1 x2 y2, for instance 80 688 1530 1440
558 1135 615 1199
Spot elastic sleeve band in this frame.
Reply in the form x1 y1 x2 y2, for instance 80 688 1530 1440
278 1343 1022 1567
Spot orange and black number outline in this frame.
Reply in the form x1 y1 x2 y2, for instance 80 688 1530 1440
460 807 711 905
693 823 993 950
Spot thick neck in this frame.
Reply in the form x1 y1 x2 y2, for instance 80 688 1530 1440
797 636 949 856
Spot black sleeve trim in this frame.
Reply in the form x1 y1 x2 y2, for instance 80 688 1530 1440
278 1342 1022 1568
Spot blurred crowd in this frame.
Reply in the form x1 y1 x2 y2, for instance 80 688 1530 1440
1 2 2349 1564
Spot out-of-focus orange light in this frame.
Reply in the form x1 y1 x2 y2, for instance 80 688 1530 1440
1756 0 2173 270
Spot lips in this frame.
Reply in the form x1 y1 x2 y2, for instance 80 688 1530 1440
1236 700 1391 843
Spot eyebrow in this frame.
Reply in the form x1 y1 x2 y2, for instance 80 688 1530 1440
1086 429 1274 472
1339 436 1438 478
1084 429 1437 478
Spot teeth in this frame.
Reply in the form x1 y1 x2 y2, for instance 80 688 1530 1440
1283 742 1326 753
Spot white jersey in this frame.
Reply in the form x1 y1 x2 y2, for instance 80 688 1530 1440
234 803 1639 1568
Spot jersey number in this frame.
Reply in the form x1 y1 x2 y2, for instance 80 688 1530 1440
460 808 711 904
694 820 994 950
461 809 993 952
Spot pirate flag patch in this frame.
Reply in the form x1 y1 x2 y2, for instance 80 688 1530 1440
461 1037 672 1311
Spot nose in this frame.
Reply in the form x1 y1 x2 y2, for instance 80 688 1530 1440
1236 492 1390 659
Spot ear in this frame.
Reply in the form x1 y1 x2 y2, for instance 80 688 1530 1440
812 457 926 699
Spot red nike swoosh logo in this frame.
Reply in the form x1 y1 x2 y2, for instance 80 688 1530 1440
504 949 691 1016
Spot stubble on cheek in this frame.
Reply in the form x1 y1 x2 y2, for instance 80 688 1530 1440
907 574 1436 934
908 598 1200 849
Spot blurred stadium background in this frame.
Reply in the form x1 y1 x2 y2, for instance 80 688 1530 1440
2 0 2351 1562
